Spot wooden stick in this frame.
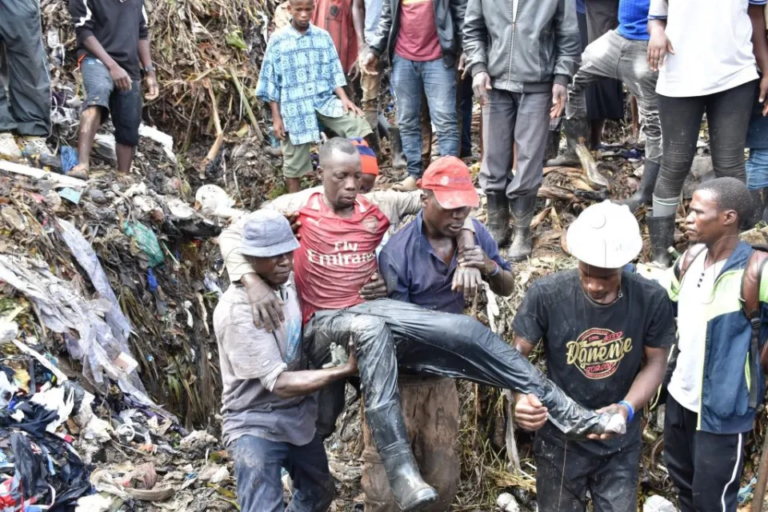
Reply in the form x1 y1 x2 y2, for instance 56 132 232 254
229 67 263 143
201 80 224 170
0 160 87 189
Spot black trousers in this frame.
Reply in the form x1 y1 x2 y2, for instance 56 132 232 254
664 395 745 512
304 299 606 439
654 80 757 201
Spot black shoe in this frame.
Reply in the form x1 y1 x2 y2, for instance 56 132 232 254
619 160 661 213
545 115 589 167
508 194 537 261
486 191 510 246
366 402 438 511
389 126 407 172
647 213 676 267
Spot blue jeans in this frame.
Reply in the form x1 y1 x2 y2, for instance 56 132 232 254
747 149 768 190
231 434 335 512
391 55 458 178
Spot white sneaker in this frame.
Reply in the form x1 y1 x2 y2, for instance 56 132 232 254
0 133 21 161
22 136 52 157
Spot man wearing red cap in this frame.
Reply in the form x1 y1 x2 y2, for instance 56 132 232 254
360 157 514 511
220 138 624 511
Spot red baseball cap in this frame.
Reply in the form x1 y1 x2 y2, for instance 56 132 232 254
417 156 479 209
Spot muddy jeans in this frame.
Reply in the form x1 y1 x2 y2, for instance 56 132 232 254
534 434 640 512
567 30 661 165
305 299 606 440
361 376 460 511
230 434 335 512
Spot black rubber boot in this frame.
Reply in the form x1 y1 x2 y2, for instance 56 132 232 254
508 194 537 262
366 402 438 511
389 126 407 172
486 191 510 246
545 115 589 167
619 160 661 213
365 132 383 165
750 189 768 227
648 214 676 267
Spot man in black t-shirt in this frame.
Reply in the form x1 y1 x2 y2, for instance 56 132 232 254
68 0 160 179
512 201 675 512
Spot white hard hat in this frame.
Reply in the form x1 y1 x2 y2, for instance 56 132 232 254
566 201 642 269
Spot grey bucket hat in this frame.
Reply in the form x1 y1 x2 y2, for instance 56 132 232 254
240 210 300 258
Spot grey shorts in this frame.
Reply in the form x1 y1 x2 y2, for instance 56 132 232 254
81 57 142 146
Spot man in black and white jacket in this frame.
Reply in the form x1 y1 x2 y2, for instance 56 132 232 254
463 0 580 261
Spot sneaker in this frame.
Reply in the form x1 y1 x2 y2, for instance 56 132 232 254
0 133 22 161
22 136 52 158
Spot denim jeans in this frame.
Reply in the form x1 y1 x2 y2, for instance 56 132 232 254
230 434 335 512
568 30 661 164
747 149 768 190
391 55 458 178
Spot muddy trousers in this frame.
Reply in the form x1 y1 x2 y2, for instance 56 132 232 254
230 434 335 512
567 30 661 165
305 299 605 440
534 434 639 512
0 0 51 136
362 376 460 511
664 396 745 512
652 80 756 216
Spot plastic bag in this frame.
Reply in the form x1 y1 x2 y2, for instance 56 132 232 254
123 222 165 268
10 433 47 499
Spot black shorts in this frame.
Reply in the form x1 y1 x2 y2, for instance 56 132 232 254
81 57 142 147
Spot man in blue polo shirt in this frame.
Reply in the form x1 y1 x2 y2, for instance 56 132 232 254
554 0 661 214
362 157 514 511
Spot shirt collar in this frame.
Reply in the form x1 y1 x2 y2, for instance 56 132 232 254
415 212 458 272
286 22 314 38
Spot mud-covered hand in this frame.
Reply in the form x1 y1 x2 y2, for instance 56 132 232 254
514 393 548 432
551 84 567 119
144 74 159 101
243 274 284 333
362 52 379 75
473 72 493 106
344 341 358 376
451 266 483 301
342 97 364 117
284 212 301 239
360 272 388 300
458 246 493 273
586 403 629 440
322 342 350 368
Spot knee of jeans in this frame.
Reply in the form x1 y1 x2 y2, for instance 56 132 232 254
232 439 267 475
349 316 388 349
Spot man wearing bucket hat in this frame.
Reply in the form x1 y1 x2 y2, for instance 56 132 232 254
213 209 358 512
359 157 515 511
511 201 675 512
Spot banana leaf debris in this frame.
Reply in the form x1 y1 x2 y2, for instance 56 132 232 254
0 0 762 510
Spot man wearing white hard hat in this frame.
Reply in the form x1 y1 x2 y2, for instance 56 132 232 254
511 201 675 512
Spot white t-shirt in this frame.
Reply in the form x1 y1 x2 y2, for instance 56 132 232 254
649 0 764 97
668 250 726 413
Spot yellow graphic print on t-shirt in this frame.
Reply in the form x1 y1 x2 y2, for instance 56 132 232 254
565 328 633 380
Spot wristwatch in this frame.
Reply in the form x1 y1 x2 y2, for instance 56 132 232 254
141 65 156 76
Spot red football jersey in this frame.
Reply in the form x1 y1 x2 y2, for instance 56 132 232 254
294 193 390 323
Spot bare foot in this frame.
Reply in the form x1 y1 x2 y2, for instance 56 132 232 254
68 163 89 180
392 175 418 191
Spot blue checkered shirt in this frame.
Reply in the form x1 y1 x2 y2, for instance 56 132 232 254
256 24 347 146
